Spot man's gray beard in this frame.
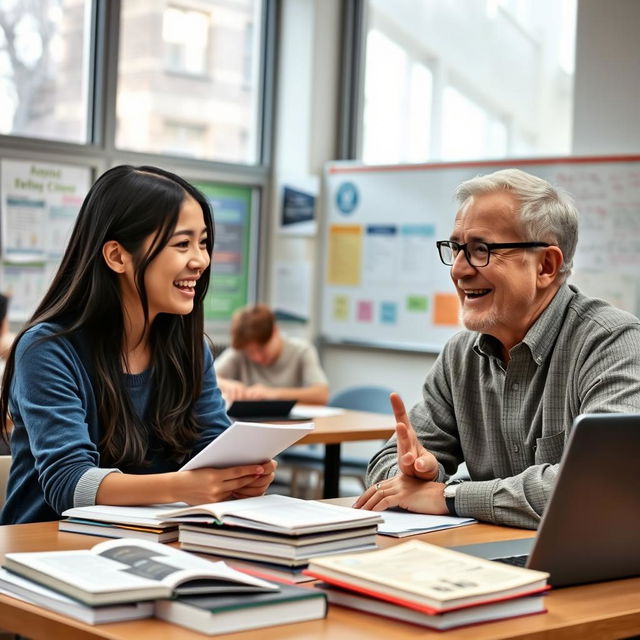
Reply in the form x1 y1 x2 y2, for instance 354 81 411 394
460 307 499 333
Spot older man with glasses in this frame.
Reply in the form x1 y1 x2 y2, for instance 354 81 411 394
355 168 640 529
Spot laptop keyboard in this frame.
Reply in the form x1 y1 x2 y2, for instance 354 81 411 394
494 554 529 567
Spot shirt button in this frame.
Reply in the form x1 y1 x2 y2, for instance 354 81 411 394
512 383 519 391
513 444 519 453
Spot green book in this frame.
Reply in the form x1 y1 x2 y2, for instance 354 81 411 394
155 583 327 635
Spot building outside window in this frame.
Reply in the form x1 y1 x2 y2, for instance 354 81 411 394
360 0 577 164
116 0 263 165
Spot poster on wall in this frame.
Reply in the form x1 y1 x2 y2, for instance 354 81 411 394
194 182 255 322
279 176 318 236
0 159 91 320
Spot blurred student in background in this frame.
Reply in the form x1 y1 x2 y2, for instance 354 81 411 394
215 304 329 405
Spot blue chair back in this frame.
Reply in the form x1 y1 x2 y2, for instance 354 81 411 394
329 385 394 415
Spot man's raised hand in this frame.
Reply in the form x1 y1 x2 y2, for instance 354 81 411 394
391 392 439 481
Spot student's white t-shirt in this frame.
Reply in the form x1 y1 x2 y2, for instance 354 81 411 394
214 336 328 388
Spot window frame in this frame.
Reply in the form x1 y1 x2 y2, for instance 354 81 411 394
0 0 277 330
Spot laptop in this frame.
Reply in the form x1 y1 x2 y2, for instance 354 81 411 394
449 413 640 587
227 399 297 420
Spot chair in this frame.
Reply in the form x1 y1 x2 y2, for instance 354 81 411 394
329 385 393 414
0 455 12 509
282 386 393 498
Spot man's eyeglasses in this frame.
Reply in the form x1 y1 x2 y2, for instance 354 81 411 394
436 240 550 267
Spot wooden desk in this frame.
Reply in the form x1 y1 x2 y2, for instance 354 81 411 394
283 410 395 499
1 520 639 640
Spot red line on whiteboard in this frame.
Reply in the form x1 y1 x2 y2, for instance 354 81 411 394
327 155 640 175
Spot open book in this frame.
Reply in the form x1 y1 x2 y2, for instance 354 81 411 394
304 540 549 614
157 494 383 535
180 421 314 470
3 538 276 607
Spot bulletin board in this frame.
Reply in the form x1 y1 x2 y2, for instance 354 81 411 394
320 155 640 352
0 161 258 325
194 181 258 323
0 158 92 321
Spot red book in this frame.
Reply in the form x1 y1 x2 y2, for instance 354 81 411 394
304 539 549 615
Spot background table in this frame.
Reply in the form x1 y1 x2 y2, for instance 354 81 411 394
283 409 396 498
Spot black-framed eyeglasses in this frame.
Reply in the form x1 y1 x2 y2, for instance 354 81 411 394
436 240 551 267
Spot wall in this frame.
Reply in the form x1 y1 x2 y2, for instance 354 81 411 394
319 0 640 405
572 0 640 154
266 0 341 342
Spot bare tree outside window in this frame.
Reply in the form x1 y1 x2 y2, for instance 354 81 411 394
0 0 90 143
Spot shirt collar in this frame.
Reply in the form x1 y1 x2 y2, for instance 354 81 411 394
473 284 576 365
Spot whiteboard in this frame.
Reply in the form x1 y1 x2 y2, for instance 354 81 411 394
320 156 640 352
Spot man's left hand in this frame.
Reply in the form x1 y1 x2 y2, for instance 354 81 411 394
353 475 448 514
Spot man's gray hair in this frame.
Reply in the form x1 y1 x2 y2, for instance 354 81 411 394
456 168 579 282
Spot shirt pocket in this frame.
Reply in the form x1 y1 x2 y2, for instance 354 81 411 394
534 431 566 465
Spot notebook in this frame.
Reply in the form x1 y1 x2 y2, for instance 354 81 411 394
450 413 640 587
227 400 297 420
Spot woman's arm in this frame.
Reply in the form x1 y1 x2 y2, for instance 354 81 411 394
95 462 277 505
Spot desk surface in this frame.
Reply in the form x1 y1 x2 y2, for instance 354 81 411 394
1 518 639 640
288 409 396 445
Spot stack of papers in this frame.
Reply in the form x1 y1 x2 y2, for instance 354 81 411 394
376 510 476 537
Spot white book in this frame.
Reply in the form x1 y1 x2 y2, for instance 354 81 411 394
60 503 186 528
157 494 384 535
59 518 179 542
0 568 154 625
180 420 314 470
180 541 378 568
62 495 383 538
3 538 276 607
179 526 378 561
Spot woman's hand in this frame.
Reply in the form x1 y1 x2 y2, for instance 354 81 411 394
172 462 276 504
231 459 278 499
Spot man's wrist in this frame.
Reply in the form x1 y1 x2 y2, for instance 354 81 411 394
443 480 464 516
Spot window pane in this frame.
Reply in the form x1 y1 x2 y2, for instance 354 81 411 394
360 0 576 163
0 0 91 143
116 0 263 165
361 30 407 164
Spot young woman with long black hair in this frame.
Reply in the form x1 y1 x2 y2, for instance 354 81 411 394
0 165 276 524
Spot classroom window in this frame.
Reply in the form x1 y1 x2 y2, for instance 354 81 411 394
162 120 208 157
361 30 433 165
359 0 576 163
163 6 209 76
0 0 91 143
115 0 263 164
441 86 508 160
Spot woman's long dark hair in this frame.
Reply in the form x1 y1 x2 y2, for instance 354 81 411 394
0 165 215 467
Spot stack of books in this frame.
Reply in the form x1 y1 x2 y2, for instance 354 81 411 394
59 504 180 542
159 494 383 569
0 537 327 633
304 540 550 631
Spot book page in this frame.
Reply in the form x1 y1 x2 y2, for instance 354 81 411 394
159 495 382 528
92 539 276 591
180 421 314 470
310 540 548 602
